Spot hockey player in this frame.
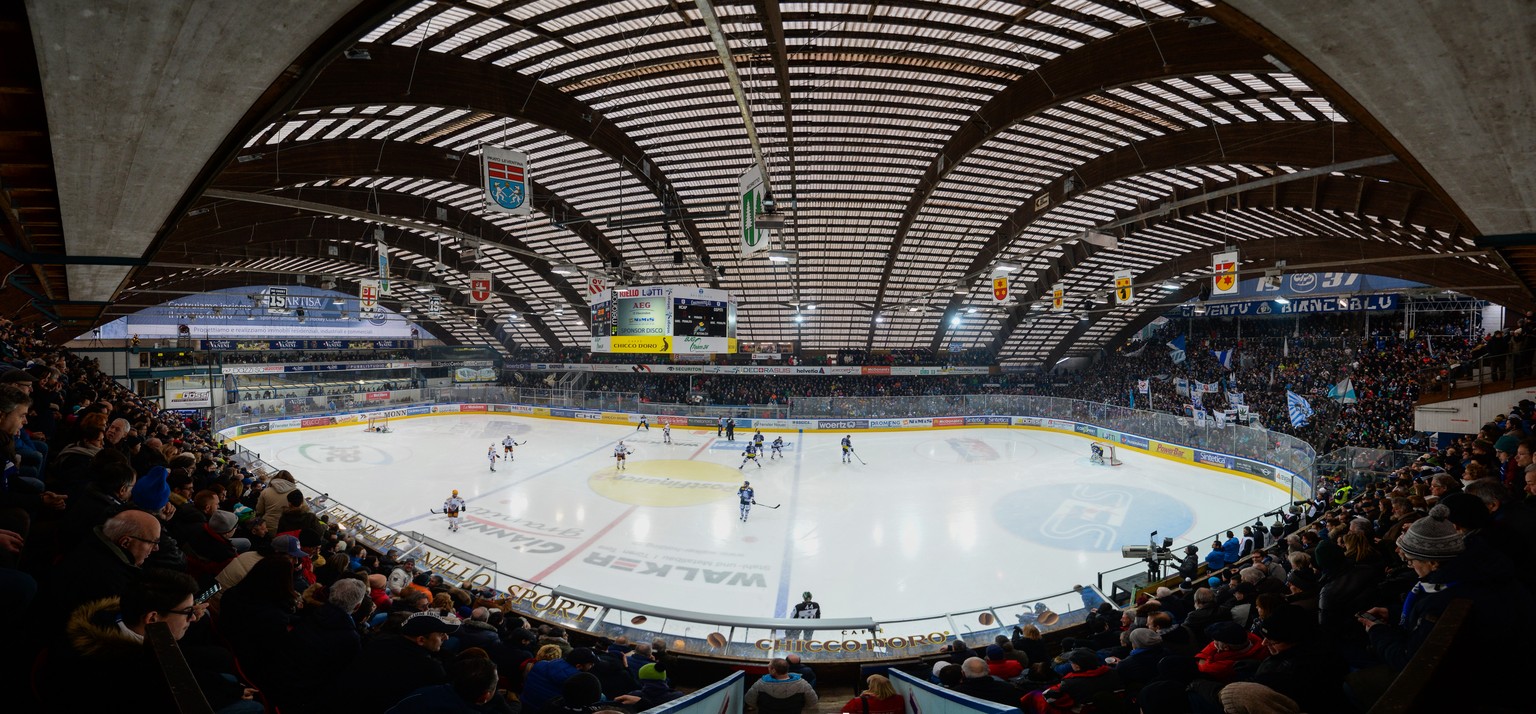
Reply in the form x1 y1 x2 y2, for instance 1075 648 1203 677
662 423 672 445
487 446 499 472
1090 442 1105 465
614 441 631 470
788 592 821 639
738 481 755 522
502 435 527 458
637 415 650 431
770 436 785 460
752 430 765 449
442 489 466 532
841 435 853 463
739 441 762 470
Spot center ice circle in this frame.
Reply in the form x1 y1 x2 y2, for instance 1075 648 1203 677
994 482 1195 552
588 460 743 507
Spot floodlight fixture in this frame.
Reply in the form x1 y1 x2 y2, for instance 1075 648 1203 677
551 263 581 276
766 250 798 264
1274 296 1291 305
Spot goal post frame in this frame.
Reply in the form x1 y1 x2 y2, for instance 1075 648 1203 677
1091 441 1123 466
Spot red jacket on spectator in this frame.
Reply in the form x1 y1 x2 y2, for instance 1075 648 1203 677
987 658 1023 679
1195 632 1269 681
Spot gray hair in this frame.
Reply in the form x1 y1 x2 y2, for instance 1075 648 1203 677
328 578 369 612
961 657 989 679
1465 479 1508 507
1194 587 1215 606
472 607 490 622
633 643 652 656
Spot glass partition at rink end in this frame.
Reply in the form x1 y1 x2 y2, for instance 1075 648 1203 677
213 386 1315 663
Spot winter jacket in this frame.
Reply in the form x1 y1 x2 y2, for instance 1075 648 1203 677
521 658 580 713
1028 665 1122 713
1194 633 1268 682
627 680 686 710
840 694 904 714
41 524 141 626
332 635 449 712
745 672 819 712
255 477 299 532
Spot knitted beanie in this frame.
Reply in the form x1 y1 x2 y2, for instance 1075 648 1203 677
638 663 667 681
1396 504 1465 560
130 466 171 511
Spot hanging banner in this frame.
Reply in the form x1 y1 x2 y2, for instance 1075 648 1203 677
427 296 442 320
377 236 391 295
469 272 493 304
1051 284 1064 311
1212 250 1239 296
482 145 530 215
359 279 380 316
737 165 768 256
991 270 1009 303
1114 269 1134 305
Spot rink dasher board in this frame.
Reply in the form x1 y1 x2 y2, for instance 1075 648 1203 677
218 403 1308 500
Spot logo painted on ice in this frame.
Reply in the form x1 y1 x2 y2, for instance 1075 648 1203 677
995 483 1194 552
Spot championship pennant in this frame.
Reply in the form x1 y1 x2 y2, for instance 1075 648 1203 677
469 272 493 304
482 146 530 216
359 279 380 316
1051 284 1065 311
991 270 1010 303
1211 250 1239 296
1113 270 1134 305
737 165 768 256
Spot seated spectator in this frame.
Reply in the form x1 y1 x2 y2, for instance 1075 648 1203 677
627 662 686 710
985 643 1023 679
53 567 258 712
785 652 817 687
1181 588 1229 648
1020 649 1122 714
953 656 1019 707
1108 627 1164 695
44 509 161 624
1244 605 1346 713
746 657 820 713
388 654 507 713
1195 621 1268 682
524 646 598 713
840 673 904 714
1204 540 1227 571
287 577 369 705
625 640 657 680
548 670 640 714
335 610 459 711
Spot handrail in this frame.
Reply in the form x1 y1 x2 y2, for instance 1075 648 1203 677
552 586 878 631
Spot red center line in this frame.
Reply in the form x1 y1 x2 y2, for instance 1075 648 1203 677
689 436 716 460
529 505 637 582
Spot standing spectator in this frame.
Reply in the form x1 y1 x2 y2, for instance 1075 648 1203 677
785 652 817 688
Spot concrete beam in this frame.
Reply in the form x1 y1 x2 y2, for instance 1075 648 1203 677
25 0 366 302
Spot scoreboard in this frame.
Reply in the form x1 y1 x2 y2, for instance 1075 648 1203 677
589 286 737 354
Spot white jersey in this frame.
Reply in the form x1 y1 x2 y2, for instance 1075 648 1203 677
615 445 630 458
487 449 498 462
442 496 466 515
503 437 516 448
738 486 754 504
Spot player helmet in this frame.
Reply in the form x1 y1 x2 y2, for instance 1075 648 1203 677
743 481 750 486
803 591 813 601
452 490 458 496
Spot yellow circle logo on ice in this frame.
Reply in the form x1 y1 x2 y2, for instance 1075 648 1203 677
588 460 743 507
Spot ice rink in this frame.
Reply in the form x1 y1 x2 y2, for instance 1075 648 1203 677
236 414 1289 621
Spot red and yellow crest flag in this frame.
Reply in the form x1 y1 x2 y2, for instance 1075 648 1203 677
1211 250 1239 295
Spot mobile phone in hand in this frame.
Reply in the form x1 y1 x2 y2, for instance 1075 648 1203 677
1356 611 1383 624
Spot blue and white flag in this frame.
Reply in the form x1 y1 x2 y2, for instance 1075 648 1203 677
1227 390 1245 407
1211 349 1235 370
1328 377 1358 404
1175 377 1190 396
1136 379 1150 394
1287 390 1314 427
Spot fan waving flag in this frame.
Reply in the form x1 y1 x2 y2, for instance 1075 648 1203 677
1329 378 1358 403
1287 390 1314 427
1211 349 1234 370
1168 335 1186 364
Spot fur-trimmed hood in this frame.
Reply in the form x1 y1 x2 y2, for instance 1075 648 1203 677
66 597 142 659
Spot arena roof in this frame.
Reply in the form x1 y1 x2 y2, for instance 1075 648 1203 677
5 1 1534 361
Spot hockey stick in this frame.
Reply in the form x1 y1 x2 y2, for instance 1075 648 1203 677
753 501 781 509
850 448 867 465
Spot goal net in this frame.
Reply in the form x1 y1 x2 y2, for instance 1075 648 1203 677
367 415 391 433
1090 441 1123 466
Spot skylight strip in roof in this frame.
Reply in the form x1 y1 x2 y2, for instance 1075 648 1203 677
359 0 434 44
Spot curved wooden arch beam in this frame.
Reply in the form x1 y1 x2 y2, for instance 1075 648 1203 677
924 121 1435 350
174 185 589 312
288 46 718 286
871 20 1275 319
204 139 623 270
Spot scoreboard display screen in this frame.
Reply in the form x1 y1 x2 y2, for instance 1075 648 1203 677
589 286 736 354
673 298 728 337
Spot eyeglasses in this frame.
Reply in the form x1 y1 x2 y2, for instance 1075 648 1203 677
162 607 199 619
127 536 162 548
